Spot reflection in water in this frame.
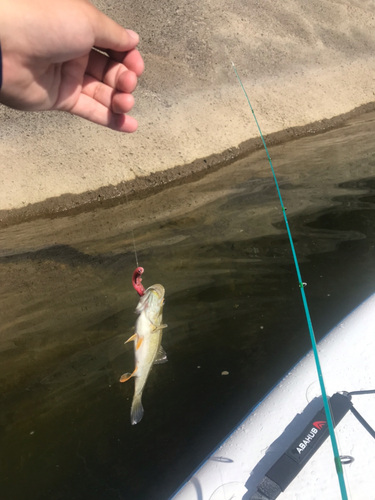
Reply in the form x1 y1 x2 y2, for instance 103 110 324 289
0 112 375 499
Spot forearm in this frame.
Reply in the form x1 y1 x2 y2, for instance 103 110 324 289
0 43 2 90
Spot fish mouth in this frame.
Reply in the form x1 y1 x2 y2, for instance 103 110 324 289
135 283 165 315
148 284 165 300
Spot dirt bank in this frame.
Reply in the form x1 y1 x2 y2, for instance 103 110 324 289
1 0 375 225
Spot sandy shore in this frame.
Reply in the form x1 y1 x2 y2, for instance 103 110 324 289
0 0 375 225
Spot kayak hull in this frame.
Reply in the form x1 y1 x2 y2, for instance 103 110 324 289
172 294 375 500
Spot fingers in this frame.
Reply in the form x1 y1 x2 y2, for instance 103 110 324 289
82 74 135 113
106 48 144 76
123 49 144 77
87 49 140 93
69 92 138 132
75 71 139 131
83 48 142 122
67 3 144 132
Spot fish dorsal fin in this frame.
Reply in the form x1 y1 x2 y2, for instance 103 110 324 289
154 345 168 364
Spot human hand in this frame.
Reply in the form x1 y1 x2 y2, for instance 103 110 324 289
0 0 144 132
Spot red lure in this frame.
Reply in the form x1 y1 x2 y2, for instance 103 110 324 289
132 267 145 296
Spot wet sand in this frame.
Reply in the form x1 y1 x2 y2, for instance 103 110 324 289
2 102 375 228
1 111 375 499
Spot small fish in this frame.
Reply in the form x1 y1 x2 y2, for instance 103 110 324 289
120 284 168 425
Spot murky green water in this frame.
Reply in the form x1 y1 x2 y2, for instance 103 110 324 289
1 112 375 500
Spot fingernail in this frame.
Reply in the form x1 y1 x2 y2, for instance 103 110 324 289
127 30 139 44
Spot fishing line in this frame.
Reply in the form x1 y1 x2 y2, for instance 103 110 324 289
232 62 348 500
116 132 140 270
125 190 139 268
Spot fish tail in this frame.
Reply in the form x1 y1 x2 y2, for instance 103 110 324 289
131 394 144 425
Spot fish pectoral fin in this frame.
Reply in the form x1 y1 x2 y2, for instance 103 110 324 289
119 373 132 383
119 366 138 383
124 333 138 344
151 323 168 333
154 345 168 364
136 337 144 350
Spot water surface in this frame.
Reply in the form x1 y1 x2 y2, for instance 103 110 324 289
1 112 375 500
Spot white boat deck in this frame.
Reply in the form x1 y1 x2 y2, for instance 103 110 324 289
172 294 375 500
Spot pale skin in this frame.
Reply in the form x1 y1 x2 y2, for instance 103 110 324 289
0 0 144 132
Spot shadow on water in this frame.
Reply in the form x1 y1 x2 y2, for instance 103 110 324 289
1 112 375 499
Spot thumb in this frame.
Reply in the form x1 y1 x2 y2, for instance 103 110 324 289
90 6 139 52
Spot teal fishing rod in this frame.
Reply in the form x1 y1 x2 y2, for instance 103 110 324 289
232 63 348 500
